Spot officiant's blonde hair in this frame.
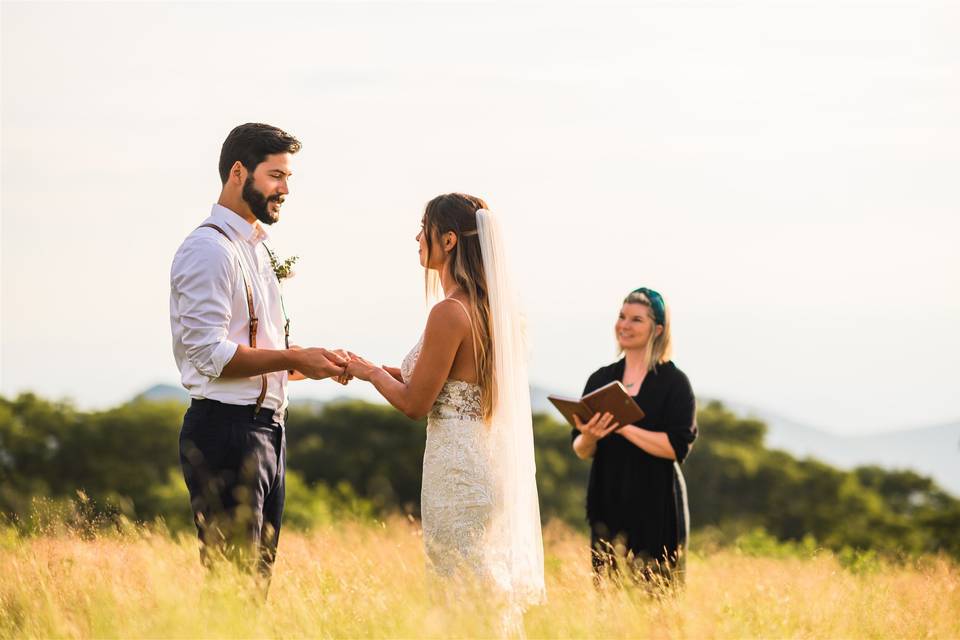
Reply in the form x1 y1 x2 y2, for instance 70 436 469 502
422 193 494 421
617 289 673 372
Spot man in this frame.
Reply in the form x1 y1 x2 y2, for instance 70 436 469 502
170 122 346 582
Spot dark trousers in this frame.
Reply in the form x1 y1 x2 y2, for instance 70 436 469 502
178 399 286 579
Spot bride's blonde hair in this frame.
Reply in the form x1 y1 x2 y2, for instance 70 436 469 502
422 193 494 421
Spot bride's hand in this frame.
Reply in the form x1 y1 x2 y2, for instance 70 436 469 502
345 353 379 382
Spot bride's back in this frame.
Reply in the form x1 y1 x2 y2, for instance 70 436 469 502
441 295 480 385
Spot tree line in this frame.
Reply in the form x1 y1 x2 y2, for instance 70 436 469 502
1 393 957 558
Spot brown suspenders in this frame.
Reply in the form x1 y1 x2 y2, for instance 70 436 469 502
198 223 268 415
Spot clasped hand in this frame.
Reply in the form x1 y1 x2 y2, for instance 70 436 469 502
342 353 404 384
287 346 354 384
288 345 402 385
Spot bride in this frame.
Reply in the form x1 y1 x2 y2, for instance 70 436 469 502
344 193 545 610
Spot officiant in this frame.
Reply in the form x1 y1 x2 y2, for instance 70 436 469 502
571 287 697 587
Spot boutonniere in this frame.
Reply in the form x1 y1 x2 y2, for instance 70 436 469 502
268 251 298 282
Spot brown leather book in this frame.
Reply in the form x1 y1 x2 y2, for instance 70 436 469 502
548 381 645 428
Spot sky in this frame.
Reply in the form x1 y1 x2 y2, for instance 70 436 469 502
2 1 958 435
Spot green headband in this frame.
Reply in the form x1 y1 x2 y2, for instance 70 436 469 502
630 287 666 325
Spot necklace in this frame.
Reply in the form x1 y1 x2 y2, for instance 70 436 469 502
624 373 645 390
624 361 647 391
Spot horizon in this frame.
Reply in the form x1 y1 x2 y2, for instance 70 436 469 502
2 2 959 437
118 381 960 437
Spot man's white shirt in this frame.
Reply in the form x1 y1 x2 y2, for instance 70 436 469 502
170 204 289 423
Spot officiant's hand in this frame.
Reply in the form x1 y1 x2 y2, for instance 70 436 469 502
573 412 620 444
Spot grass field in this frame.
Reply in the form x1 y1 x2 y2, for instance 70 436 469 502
1 519 958 639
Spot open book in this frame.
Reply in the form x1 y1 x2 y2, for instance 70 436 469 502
547 381 645 429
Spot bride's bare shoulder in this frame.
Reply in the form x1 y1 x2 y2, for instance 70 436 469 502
425 298 472 336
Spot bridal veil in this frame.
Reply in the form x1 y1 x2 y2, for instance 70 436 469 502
476 208 546 606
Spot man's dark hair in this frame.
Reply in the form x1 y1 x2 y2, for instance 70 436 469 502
218 123 301 184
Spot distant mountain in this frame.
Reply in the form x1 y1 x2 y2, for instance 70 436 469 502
719 400 960 497
134 384 328 412
530 385 564 419
536 390 960 497
135 384 189 403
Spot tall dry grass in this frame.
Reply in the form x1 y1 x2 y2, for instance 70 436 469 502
1 518 958 639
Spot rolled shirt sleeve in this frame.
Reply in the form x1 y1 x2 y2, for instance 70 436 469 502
171 237 240 379
663 371 698 464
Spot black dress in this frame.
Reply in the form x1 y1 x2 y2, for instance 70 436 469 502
571 359 697 583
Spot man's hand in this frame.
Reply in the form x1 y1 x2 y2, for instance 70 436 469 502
332 349 355 384
286 344 307 380
288 345 350 383
290 347 350 381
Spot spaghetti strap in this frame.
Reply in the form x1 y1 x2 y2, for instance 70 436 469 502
442 297 479 384
443 297 475 338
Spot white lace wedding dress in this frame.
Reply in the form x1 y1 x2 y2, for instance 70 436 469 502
400 332 496 581
395 209 545 622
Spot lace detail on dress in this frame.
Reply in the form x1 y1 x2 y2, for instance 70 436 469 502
399 334 422 385
431 380 482 421
400 334 493 580
400 335 483 421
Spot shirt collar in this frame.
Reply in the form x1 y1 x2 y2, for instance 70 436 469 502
210 203 270 245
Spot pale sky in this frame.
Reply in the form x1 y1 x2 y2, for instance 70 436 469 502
2 1 958 435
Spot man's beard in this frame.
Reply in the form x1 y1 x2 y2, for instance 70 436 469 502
242 175 283 225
